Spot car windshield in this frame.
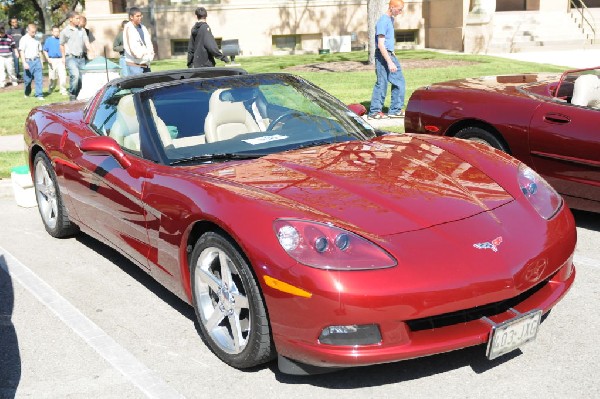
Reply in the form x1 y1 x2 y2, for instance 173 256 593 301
139 74 376 164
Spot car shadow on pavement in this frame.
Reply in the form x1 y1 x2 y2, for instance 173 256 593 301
572 209 599 232
0 255 21 399
75 234 196 322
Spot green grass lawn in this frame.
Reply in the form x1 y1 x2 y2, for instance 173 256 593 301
0 50 565 177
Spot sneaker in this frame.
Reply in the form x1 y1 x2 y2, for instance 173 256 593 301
12 82 18 86
60 90 68 96
388 110 405 118
69 94 77 101
36 96 44 101
48 80 56 92
367 112 389 120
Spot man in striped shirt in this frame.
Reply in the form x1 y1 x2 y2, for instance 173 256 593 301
0 24 19 87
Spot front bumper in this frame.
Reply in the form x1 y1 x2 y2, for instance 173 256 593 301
261 201 576 368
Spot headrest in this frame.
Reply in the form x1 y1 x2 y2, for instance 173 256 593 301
572 74 600 107
116 95 139 134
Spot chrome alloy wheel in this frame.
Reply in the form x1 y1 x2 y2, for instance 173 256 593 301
35 159 58 230
194 247 251 354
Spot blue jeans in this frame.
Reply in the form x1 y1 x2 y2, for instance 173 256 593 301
126 64 151 76
369 51 405 115
119 56 129 77
13 52 20 78
66 56 86 97
23 58 43 97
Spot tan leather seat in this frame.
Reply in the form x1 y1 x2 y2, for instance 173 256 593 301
110 95 140 152
148 99 174 149
571 74 600 107
204 89 259 143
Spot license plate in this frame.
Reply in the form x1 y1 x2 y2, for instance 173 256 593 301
486 309 542 360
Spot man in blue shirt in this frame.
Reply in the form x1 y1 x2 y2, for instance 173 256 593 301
43 26 67 95
368 0 406 119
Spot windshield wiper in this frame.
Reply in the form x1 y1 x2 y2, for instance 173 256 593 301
170 153 262 165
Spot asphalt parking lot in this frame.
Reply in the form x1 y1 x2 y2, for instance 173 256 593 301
0 197 599 399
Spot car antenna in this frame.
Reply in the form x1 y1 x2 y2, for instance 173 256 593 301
104 47 109 82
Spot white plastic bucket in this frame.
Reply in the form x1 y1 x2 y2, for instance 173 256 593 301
11 165 37 208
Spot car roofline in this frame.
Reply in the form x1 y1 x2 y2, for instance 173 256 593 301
109 67 248 90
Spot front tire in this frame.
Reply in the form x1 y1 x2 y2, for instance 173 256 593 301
33 152 78 238
190 232 274 368
455 126 508 152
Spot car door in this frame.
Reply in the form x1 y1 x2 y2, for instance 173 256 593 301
528 101 600 205
60 95 153 271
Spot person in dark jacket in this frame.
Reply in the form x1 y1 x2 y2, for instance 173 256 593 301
187 7 230 68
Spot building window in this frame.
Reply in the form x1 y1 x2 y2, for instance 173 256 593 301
273 35 300 51
172 40 190 56
395 30 417 45
172 38 223 56
170 0 220 4
111 0 127 13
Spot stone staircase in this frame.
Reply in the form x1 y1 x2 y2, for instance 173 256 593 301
486 10 599 53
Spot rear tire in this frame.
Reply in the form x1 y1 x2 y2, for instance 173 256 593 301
190 232 274 368
33 152 78 238
455 126 508 152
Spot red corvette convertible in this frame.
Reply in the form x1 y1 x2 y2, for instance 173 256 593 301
405 67 600 213
25 68 576 374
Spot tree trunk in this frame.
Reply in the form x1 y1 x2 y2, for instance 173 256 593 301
368 0 388 64
34 0 52 33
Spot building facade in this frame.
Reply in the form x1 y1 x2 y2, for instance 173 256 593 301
83 0 595 60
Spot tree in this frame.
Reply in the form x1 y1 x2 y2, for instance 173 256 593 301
367 0 387 64
1 0 81 33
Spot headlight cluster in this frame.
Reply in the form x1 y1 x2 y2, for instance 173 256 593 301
517 164 562 220
274 219 396 270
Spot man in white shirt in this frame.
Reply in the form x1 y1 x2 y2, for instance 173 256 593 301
19 23 44 100
123 7 154 75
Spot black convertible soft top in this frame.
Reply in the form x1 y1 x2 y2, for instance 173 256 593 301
111 67 247 90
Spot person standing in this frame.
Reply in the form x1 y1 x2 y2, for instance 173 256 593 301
6 18 24 81
367 0 406 119
122 7 154 75
0 24 19 87
19 23 44 100
60 11 93 101
187 7 230 68
80 16 95 61
43 26 68 95
112 20 129 77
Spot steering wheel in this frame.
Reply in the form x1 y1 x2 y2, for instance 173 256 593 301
266 110 309 131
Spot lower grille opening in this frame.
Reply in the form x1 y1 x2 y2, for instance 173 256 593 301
406 279 549 332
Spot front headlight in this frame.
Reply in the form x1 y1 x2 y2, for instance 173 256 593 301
273 219 397 270
517 164 562 220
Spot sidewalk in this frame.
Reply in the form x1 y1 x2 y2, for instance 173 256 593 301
0 134 24 152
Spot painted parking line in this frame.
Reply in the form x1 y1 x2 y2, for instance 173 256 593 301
0 247 185 399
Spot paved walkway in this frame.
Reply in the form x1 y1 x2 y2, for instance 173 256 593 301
0 134 24 152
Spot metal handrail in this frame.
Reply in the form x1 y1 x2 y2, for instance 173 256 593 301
571 0 597 44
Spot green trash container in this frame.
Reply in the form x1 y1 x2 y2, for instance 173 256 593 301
10 165 37 208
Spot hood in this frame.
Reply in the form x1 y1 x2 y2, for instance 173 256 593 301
191 21 207 37
433 73 562 95
203 135 514 236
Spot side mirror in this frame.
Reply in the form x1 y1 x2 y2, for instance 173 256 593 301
79 136 132 169
347 103 367 116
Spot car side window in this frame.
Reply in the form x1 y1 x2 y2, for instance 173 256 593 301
109 95 141 153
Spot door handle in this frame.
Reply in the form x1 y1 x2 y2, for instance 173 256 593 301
543 113 570 124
